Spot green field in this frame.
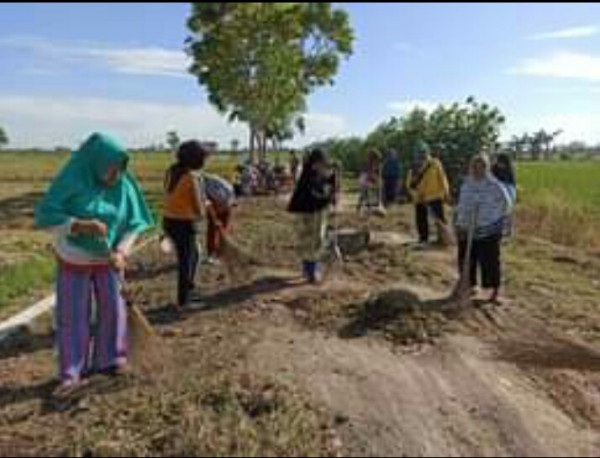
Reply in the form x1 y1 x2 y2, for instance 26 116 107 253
0 151 239 316
0 153 598 315
518 161 600 218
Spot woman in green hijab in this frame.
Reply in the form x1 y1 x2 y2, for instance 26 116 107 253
35 132 154 394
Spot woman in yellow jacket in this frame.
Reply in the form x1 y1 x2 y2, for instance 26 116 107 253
406 148 450 244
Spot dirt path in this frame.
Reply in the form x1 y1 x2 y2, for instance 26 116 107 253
0 195 598 457
249 303 599 457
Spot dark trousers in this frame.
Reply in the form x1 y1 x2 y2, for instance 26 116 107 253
163 218 199 306
415 199 446 243
458 234 502 289
383 177 399 206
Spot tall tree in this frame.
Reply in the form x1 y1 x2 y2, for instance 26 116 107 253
0 126 8 149
167 131 181 153
186 2 354 163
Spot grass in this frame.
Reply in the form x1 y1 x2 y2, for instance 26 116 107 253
0 255 55 312
516 161 600 250
518 161 600 216
0 152 598 317
0 151 240 316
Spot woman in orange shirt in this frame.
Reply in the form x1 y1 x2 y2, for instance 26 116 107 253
163 141 208 309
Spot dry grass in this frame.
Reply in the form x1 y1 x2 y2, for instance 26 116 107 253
516 191 600 253
517 161 600 253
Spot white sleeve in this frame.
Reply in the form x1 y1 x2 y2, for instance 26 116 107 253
116 232 139 256
47 218 74 237
495 181 513 215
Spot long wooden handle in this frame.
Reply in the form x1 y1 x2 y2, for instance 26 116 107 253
461 205 479 282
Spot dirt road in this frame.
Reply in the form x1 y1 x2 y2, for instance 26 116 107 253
0 195 598 457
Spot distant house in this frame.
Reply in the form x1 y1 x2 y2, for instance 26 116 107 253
200 141 219 153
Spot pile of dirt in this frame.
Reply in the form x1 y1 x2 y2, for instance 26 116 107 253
339 288 452 346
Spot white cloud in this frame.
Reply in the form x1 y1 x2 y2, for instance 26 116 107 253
303 113 347 140
529 25 599 40
388 99 440 113
511 52 600 81
0 36 190 78
0 95 345 149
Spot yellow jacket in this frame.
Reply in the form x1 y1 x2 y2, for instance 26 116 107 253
406 157 450 204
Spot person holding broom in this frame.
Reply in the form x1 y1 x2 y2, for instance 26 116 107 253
453 154 513 304
162 140 209 310
406 142 451 245
201 173 236 265
288 149 336 284
34 132 154 395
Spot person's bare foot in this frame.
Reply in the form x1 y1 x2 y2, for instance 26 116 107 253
53 378 89 399
111 364 132 377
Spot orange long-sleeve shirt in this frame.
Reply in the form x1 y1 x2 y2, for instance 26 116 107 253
163 172 204 221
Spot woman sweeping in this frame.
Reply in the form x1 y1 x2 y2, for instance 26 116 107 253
288 149 336 284
162 140 209 309
202 173 236 265
34 132 154 395
454 154 513 304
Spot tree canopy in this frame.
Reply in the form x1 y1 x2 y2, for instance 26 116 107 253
309 97 506 195
186 2 354 162
0 126 8 149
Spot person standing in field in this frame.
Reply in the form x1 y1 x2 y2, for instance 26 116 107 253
454 154 513 304
492 153 517 237
288 149 336 284
162 140 209 310
406 143 451 245
34 132 154 395
382 149 401 207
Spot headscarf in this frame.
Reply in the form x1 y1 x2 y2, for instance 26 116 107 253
492 153 516 186
470 153 492 178
288 149 333 213
35 132 154 255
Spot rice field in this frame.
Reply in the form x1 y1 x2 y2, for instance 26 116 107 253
517 161 600 219
0 153 598 315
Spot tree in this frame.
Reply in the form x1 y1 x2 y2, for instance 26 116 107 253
230 139 240 153
0 126 8 149
187 2 354 163
167 131 180 153
508 135 526 160
311 98 505 197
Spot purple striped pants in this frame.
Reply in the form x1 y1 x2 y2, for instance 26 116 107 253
56 262 128 383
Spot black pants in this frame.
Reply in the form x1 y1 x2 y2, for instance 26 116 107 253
163 218 199 306
458 234 502 289
415 199 446 243
383 177 399 206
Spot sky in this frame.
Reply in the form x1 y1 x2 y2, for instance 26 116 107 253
1 2 600 149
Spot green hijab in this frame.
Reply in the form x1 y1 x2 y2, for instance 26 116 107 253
35 132 154 256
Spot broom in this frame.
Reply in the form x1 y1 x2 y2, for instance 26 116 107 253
104 239 166 377
322 164 345 281
205 202 257 283
451 205 479 306
434 216 456 247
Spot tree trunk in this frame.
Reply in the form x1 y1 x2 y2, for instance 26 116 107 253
258 130 267 163
249 126 258 165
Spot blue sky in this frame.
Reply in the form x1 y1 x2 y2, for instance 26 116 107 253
1 2 600 148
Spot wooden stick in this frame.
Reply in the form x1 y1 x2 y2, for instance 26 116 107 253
455 205 479 303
